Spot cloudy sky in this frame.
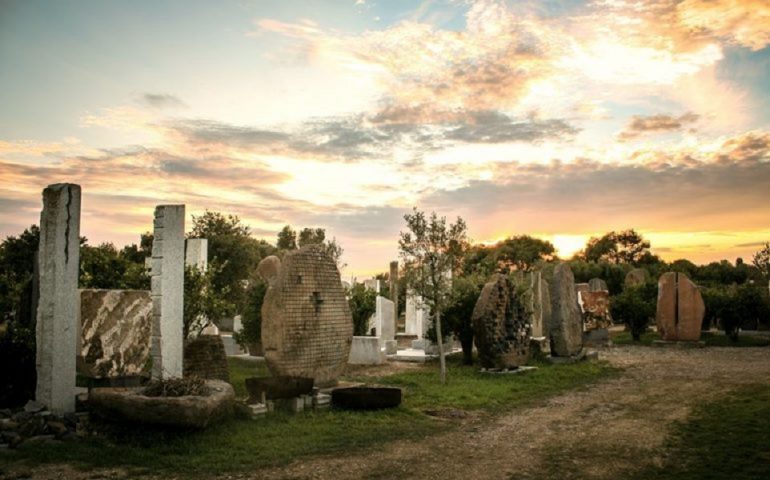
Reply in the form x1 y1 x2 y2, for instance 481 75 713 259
1 0 769 277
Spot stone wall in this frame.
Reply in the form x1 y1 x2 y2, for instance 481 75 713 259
79 289 152 378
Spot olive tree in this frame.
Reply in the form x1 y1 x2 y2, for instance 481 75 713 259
398 208 468 384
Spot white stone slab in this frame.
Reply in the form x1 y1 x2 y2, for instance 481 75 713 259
375 296 395 342
185 238 208 271
348 336 384 365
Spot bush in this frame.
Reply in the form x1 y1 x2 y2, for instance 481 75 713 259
443 273 486 364
347 282 376 336
234 279 267 349
0 320 36 408
703 284 770 341
611 284 656 341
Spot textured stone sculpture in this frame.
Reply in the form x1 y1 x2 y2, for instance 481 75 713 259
472 274 530 369
549 263 584 357
36 183 81 413
588 278 608 292
580 290 612 330
656 272 704 342
79 289 152 378
624 268 648 288
184 335 230 382
258 245 353 386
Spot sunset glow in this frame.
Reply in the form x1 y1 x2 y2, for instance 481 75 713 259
1 0 769 276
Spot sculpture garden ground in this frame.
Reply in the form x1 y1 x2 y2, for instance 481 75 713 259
2 332 769 480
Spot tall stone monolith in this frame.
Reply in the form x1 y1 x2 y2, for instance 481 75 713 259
656 272 704 342
185 238 208 272
35 183 81 413
549 263 584 357
389 260 399 330
375 295 395 343
150 205 185 379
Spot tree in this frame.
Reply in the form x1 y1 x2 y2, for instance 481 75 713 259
443 273 485 365
276 225 297 250
584 229 651 265
298 227 325 247
399 208 468 384
610 284 656 341
753 242 770 295
0 225 39 321
494 235 555 272
183 263 235 338
347 282 377 336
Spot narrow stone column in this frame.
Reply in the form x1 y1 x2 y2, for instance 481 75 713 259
35 183 80 413
151 205 185 379
185 238 208 272
389 261 399 330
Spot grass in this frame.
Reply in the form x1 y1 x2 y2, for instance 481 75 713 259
2 355 616 477
634 384 770 480
612 330 770 347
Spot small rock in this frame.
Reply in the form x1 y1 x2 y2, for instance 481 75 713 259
0 419 19 431
46 420 68 436
1 431 22 448
23 400 46 414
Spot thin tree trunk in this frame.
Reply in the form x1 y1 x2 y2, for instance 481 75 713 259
435 309 446 385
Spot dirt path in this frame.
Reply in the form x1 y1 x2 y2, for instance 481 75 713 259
7 346 770 480
247 346 770 480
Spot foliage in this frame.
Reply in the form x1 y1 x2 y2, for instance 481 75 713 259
752 242 770 279
632 384 770 480
703 284 770 340
0 225 39 320
0 320 36 408
189 211 274 313
568 259 629 295
610 283 656 341
442 273 486 365
234 279 268 348
399 207 469 384
183 263 236 339
79 242 150 290
276 224 345 269
493 235 556 272
347 282 377 336
276 225 297 250
143 376 210 397
583 229 652 265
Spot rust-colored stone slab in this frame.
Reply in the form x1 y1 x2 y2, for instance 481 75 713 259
656 272 677 340
656 272 703 342
259 245 353 387
580 290 612 330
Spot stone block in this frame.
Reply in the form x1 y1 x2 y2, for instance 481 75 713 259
184 238 208 271
375 296 395 342
656 272 704 342
183 335 230 382
35 183 81 414
549 263 584 357
348 336 384 365
384 339 398 355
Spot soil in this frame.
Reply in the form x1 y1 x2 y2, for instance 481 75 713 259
6 345 770 480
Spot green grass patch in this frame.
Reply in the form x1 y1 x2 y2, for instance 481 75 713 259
3 356 615 477
227 356 269 398
634 384 770 480
612 330 770 347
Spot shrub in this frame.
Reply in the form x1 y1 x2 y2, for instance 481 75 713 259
0 319 36 408
234 279 268 349
443 273 486 364
610 284 655 341
703 284 770 341
347 282 376 336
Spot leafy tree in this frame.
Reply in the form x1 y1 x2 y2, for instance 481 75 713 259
584 229 651 265
235 278 269 351
399 208 468 384
0 225 39 321
753 242 770 295
348 282 377 336
298 227 325 247
443 273 486 365
493 235 555 272
276 225 297 250
610 283 656 341
183 263 235 338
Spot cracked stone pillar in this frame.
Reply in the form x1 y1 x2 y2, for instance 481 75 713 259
35 183 80 413
151 205 185 379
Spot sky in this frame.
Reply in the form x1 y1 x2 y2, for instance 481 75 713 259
1 0 770 278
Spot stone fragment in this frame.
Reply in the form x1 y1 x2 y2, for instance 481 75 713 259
35 183 81 414
348 336 385 365
472 274 531 369
575 283 590 297
184 238 208 271
549 263 584 357
588 278 608 292
183 335 230 382
405 293 427 339
655 272 704 342
580 290 613 330
624 268 649 288
375 296 395 343
150 205 185 379
79 289 152 378
529 271 550 339
258 245 353 387
389 260 399 329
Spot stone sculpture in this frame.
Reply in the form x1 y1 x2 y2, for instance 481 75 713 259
549 263 584 357
472 274 530 369
624 268 648 288
258 245 353 386
656 272 705 342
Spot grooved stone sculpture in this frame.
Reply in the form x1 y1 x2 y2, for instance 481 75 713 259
625 268 648 288
79 289 152 378
35 183 81 413
472 274 531 369
580 290 612 330
549 263 584 357
150 205 185 379
588 278 608 292
258 245 353 387
656 272 705 342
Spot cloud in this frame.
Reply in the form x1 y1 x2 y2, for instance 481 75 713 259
676 0 770 51
618 112 700 141
140 93 187 109
735 241 768 248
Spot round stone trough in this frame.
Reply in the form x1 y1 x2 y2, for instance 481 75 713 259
89 379 235 429
331 386 402 410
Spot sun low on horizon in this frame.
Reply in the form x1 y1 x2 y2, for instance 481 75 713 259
1 0 769 277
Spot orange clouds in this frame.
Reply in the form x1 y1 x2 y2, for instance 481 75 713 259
677 0 770 51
